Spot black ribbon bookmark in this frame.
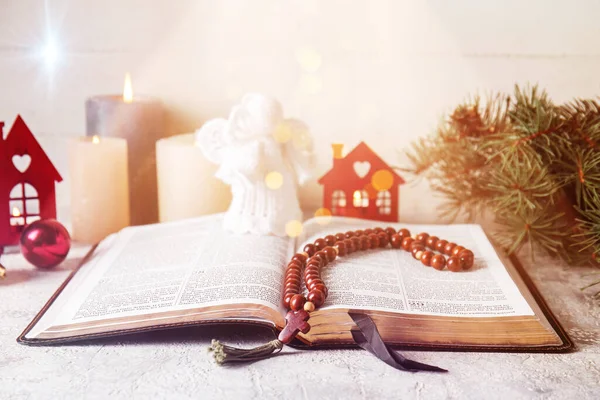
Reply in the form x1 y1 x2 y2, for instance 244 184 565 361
349 312 447 373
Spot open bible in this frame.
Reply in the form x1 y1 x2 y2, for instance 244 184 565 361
19 214 571 352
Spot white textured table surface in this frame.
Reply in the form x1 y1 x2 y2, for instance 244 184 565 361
1 245 599 400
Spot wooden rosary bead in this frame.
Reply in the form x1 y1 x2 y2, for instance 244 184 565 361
309 282 327 295
334 241 347 256
398 228 411 240
360 236 371 250
458 249 474 270
447 256 461 272
324 235 337 246
286 267 302 276
390 234 403 249
308 289 325 307
304 265 320 275
345 231 355 238
304 301 315 312
416 232 429 243
314 238 327 251
401 237 414 251
435 239 448 253
288 258 302 267
285 268 302 279
305 264 320 274
373 227 385 234
451 245 465 257
335 232 346 242
364 228 374 236
385 227 397 238
286 262 302 272
411 244 425 259
284 281 300 291
343 239 355 254
304 264 320 273
431 254 446 270
323 246 337 262
304 267 319 277
283 293 294 307
307 256 321 265
306 257 321 268
368 233 379 248
314 251 329 266
377 232 389 247
290 294 306 311
425 235 439 249
412 238 426 247
444 242 457 256
304 272 321 282
303 243 316 257
354 229 364 237
292 253 308 264
414 249 425 261
351 236 361 251
284 290 299 298
305 275 321 287
420 250 434 267
285 276 302 287
286 266 301 275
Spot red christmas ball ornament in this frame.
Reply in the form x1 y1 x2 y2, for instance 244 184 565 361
20 219 71 269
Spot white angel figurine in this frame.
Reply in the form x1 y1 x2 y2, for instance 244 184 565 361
195 93 314 236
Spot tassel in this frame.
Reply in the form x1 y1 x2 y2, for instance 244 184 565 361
208 339 283 365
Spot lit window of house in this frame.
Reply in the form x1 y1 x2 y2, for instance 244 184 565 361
331 190 346 213
353 190 369 207
9 183 41 226
376 190 392 214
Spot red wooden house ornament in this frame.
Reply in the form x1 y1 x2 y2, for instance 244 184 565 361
318 142 404 222
0 115 62 246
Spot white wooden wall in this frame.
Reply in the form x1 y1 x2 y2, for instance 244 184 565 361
2 0 600 223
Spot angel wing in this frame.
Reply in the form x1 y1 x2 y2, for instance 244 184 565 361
194 118 229 164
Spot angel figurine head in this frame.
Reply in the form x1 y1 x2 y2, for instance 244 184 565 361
195 93 314 235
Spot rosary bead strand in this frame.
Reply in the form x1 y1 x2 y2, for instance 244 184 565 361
282 227 476 322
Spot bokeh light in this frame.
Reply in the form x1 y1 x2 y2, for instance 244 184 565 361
274 123 292 143
265 171 283 189
295 46 322 73
314 208 332 225
371 169 394 191
286 220 303 238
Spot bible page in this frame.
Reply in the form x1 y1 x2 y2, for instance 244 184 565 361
298 217 534 317
27 214 292 338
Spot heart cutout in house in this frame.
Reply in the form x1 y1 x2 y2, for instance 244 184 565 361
353 161 371 178
12 154 31 173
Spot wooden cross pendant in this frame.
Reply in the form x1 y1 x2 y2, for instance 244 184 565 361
278 309 311 344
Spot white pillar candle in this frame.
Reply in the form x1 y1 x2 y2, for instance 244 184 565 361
156 133 231 222
69 136 130 243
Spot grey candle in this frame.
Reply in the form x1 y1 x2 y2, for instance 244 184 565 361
85 74 165 226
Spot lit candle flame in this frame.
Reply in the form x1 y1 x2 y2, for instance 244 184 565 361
92 135 100 144
123 72 133 103
12 207 21 217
